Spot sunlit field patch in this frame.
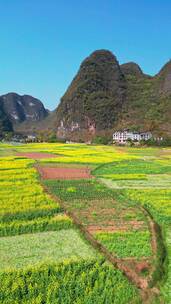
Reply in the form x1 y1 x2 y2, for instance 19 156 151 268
0 157 69 236
13 143 137 164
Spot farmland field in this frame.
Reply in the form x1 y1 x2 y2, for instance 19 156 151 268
0 143 171 303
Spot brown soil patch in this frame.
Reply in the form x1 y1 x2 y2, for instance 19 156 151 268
100 220 145 230
87 220 145 233
116 259 149 289
17 152 57 159
87 225 128 233
135 261 150 273
38 166 92 179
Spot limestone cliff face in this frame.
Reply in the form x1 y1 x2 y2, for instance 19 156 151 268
56 50 127 132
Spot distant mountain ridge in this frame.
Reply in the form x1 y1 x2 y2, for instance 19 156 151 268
55 50 171 137
0 93 49 134
1 50 171 138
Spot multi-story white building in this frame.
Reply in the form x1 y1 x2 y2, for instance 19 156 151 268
113 130 152 144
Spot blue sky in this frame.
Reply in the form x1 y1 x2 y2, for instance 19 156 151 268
0 0 170 110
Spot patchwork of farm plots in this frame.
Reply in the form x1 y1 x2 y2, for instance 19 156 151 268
0 143 171 303
0 149 141 304
93 155 171 303
45 178 157 292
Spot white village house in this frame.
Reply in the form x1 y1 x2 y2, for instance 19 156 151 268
113 130 152 144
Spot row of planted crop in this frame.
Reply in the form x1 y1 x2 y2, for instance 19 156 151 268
0 214 73 237
0 258 140 304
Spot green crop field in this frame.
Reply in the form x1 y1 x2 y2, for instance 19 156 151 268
0 142 171 303
0 229 97 270
95 230 152 258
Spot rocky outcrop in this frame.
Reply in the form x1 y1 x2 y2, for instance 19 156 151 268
1 93 48 125
121 62 145 78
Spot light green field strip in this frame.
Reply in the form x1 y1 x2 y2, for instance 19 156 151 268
0 229 97 270
101 174 171 189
